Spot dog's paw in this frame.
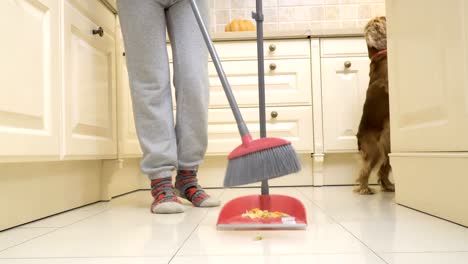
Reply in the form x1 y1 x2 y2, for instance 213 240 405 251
381 184 395 192
354 187 375 195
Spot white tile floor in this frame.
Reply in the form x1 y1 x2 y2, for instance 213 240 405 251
1 187 468 264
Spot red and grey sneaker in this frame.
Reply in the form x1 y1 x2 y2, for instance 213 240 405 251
150 177 184 214
175 170 221 207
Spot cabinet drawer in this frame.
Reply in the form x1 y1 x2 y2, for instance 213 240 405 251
206 106 313 154
168 39 310 62
321 38 368 57
207 59 312 107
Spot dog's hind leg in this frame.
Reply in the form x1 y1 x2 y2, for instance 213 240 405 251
378 121 394 192
355 137 380 195
378 158 394 192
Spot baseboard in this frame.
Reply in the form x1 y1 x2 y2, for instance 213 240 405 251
390 152 468 227
0 161 103 231
101 159 145 200
0 159 143 231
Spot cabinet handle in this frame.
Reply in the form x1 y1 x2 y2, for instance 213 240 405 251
344 61 352 68
123 52 126 56
269 43 276 52
269 63 277 71
92 27 104 37
271 111 278 118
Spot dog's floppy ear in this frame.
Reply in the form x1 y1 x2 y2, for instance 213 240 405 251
364 16 387 50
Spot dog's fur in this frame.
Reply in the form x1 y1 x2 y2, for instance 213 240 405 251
355 16 394 194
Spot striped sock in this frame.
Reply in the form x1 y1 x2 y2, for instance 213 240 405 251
150 177 184 214
175 170 220 207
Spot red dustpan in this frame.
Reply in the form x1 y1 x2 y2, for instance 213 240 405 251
216 194 307 230
215 0 307 230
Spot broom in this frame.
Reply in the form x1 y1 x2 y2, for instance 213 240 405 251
189 0 301 187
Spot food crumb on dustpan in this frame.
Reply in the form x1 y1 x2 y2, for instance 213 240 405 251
242 208 289 219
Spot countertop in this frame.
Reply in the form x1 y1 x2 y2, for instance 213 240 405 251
100 0 364 41
209 28 363 41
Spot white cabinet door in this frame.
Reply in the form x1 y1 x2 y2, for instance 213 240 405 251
208 59 312 108
0 0 60 161
321 57 370 152
63 0 117 159
388 0 468 152
206 106 313 154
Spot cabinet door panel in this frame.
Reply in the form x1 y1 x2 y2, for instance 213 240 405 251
322 57 369 152
0 0 60 161
63 0 116 159
388 0 468 151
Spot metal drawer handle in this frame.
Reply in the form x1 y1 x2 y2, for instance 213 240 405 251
269 63 277 71
92 27 104 37
344 61 352 68
269 43 276 52
271 111 278 118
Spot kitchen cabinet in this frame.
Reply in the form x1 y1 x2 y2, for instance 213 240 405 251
117 38 313 157
0 0 118 161
0 0 61 161
320 37 369 152
62 0 117 159
388 0 468 226
205 39 314 154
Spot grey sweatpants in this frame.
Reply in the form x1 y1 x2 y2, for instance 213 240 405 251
117 0 209 180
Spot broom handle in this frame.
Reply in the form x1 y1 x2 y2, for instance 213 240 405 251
253 0 270 195
189 0 250 138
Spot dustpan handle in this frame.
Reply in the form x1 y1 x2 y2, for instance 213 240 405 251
253 0 269 195
253 2 266 140
189 0 250 137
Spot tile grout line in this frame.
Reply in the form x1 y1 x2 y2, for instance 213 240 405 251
4 201 107 232
1 190 226 260
0 206 113 256
17 207 110 230
167 188 227 264
0 189 158 254
167 212 207 264
295 187 390 264
0 228 59 256
380 250 468 254
0 256 167 260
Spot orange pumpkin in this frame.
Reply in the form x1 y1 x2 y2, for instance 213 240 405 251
225 19 256 32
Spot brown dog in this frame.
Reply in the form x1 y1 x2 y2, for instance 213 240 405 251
355 16 395 194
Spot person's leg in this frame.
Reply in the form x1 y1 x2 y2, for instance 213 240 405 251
117 0 183 213
166 0 219 207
